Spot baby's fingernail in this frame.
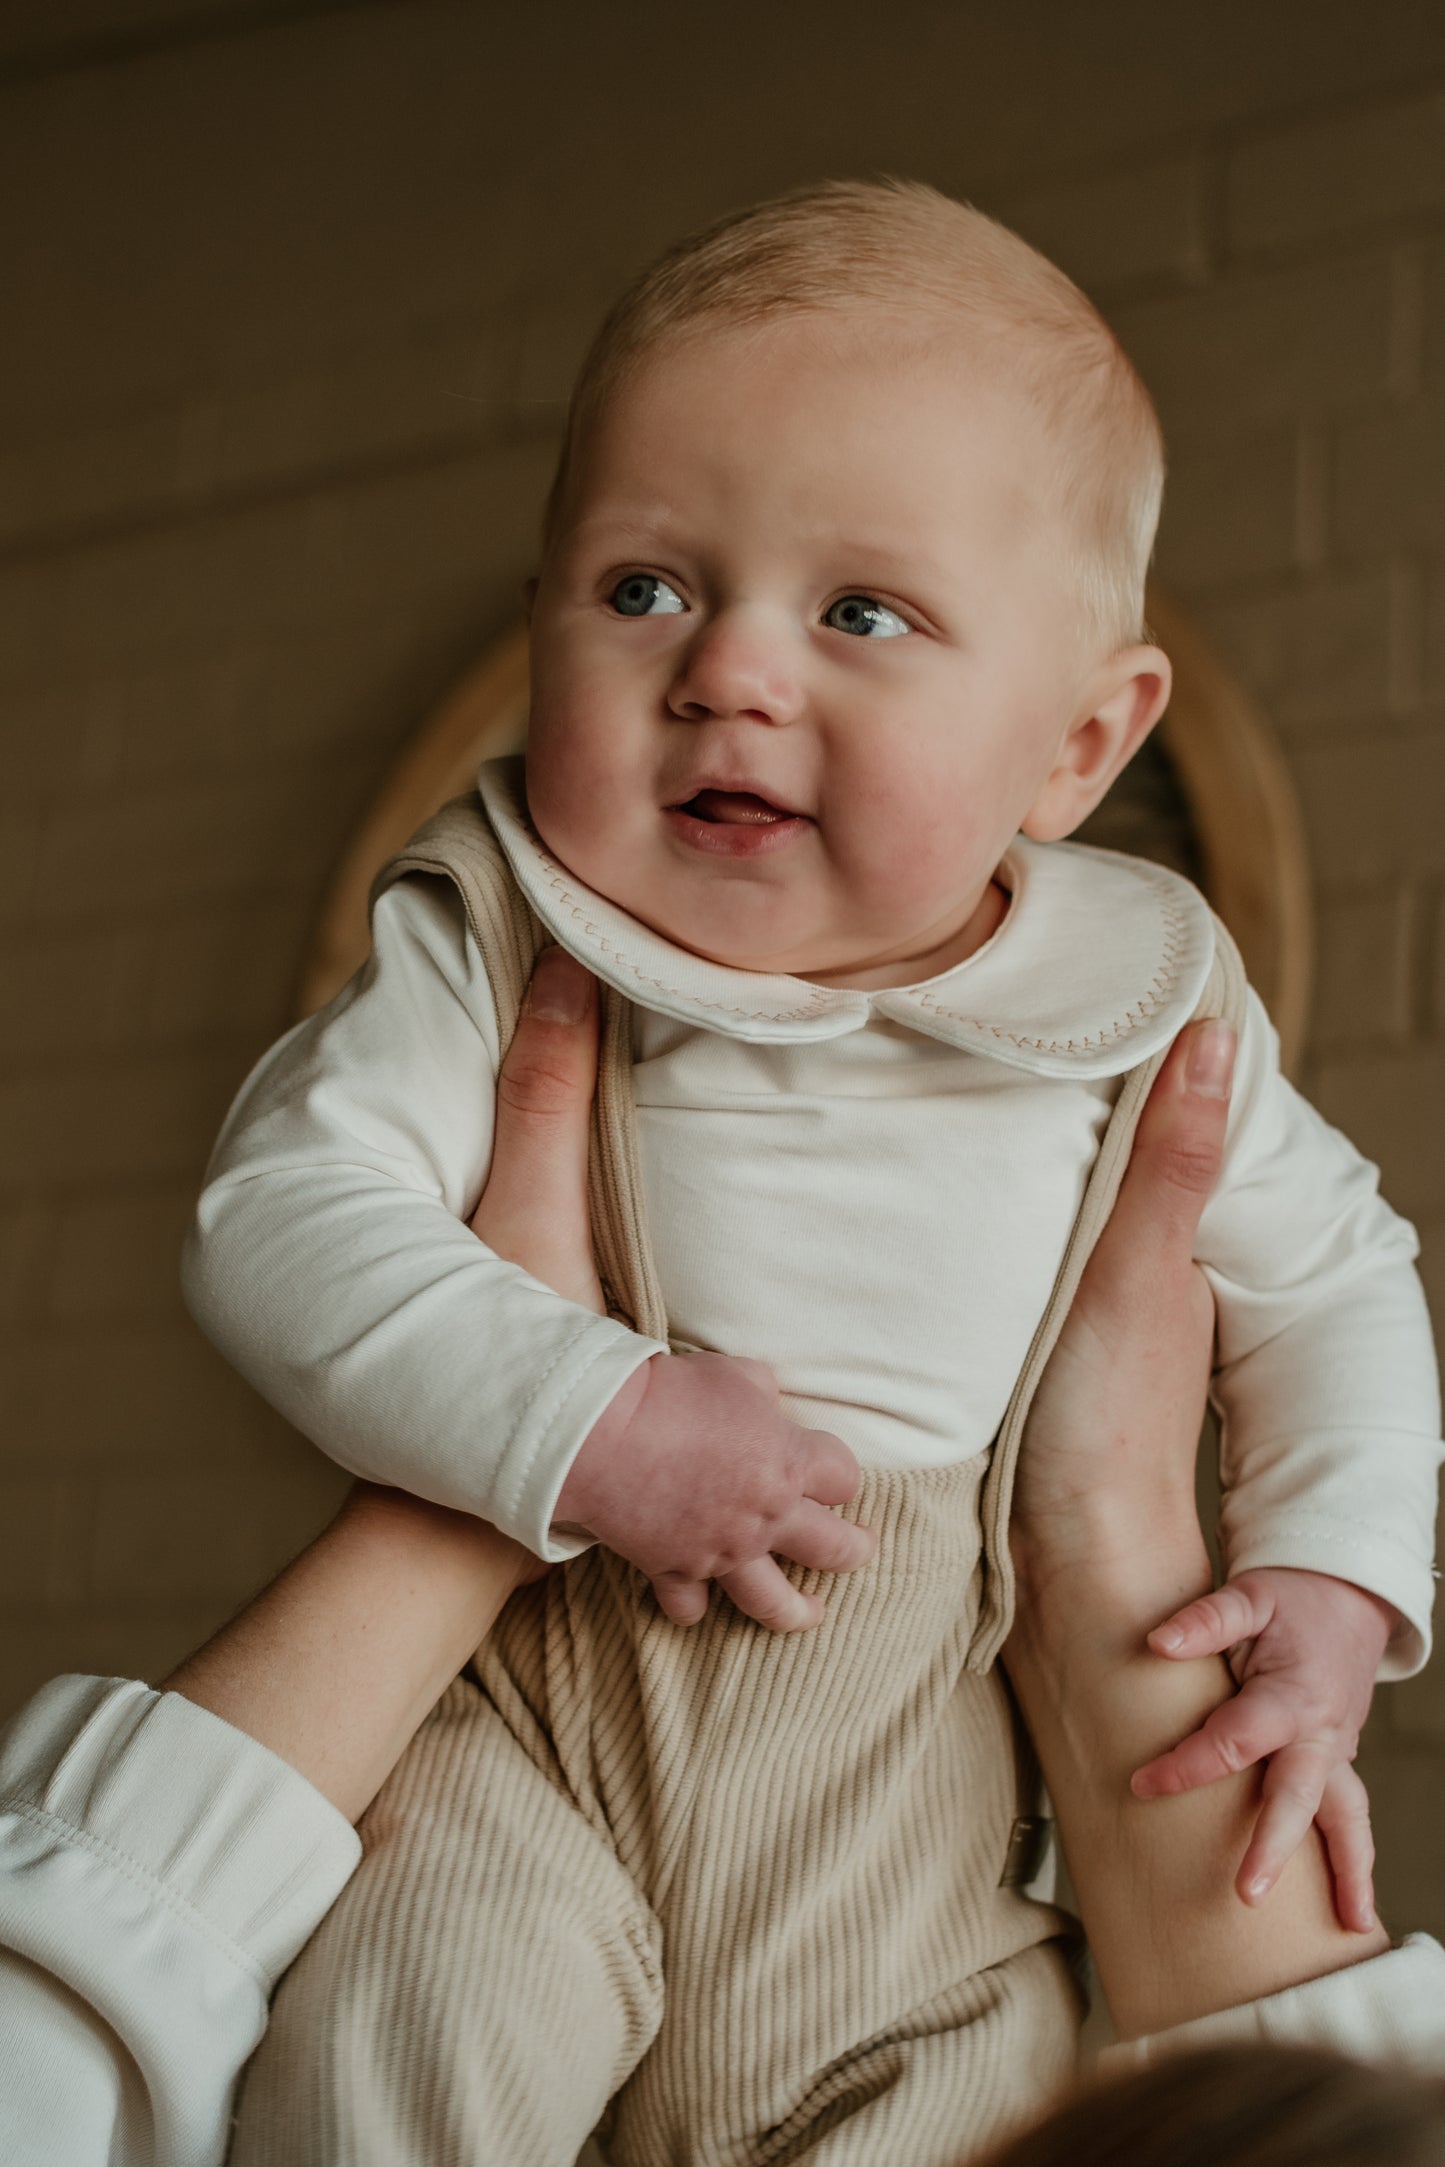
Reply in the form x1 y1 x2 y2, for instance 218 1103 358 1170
1151 1623 1184 1652
1186 1020 1236 1099
1245 1874 1271 1902
525 945 590 1023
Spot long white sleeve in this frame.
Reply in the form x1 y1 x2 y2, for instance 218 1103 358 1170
1197 988 1442 1675
182 877 666 1559
0 1675 360 2167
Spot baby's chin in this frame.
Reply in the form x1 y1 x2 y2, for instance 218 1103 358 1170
623 894 824 978
527 817 826 977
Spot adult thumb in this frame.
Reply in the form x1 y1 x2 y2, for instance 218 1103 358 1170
1097 1018 1237 1281
471 944 604 1312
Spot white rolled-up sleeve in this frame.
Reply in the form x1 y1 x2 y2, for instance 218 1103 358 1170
1102 1933 1445 2071
1198 988 1441 1676
182 876 667 1559
0 1675 361 2167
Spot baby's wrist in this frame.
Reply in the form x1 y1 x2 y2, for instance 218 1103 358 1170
555 1356 659 1530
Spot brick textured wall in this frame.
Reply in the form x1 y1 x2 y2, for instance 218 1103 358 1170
1 0 1442 1935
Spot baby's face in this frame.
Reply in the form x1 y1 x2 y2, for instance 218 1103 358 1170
525 313 1118 987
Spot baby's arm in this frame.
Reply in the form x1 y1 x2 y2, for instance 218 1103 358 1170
184 881 870 1627
183 876 662 1551
1126 988 1441 1920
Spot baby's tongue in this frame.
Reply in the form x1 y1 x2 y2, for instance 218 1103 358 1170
688 789 787 825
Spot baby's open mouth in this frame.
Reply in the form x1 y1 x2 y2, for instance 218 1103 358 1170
675 789 799 826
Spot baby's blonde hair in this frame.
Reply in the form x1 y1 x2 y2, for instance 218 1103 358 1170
543 178 1164 654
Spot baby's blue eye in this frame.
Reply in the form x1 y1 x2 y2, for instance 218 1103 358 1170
610 573 685 618
824 595 910 640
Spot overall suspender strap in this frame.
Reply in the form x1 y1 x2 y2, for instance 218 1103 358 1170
964 912 1248 1672
371 794 669 1342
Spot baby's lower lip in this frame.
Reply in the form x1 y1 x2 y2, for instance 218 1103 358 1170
664 794 811 858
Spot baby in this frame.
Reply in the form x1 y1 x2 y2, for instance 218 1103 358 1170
185 182 1441 2165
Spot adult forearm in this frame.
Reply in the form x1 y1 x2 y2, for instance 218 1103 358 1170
164 1485 531 1822
1006 1494 1387 2040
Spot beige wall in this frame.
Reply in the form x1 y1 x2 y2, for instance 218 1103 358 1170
1 0 1442 1929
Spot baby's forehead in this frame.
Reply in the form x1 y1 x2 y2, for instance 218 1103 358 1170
548 304 1090 603
639 295 1033 382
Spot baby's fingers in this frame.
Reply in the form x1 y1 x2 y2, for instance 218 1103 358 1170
773 1499 877 1578
1315 1762 1378 1934
1131 1678 1297 1797
1148 1580 1272 1661
651 1571 712 1626
797 1427 864 1512
718 1556 824 1634
1234 1739 1332 1906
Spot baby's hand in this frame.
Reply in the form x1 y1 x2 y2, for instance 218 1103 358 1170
555 1351 876 1632
1130 1566 1395 1932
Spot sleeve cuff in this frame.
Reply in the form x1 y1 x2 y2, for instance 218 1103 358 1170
1103 1934 1445 2072
489 1316 668 1561
0 1674 360 1989
0 1675 362 2167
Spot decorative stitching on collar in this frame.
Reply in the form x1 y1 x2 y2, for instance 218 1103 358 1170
905 864 1190 1055
488 770 1203 1052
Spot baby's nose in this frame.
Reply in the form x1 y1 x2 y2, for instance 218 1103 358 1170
666 611 805 726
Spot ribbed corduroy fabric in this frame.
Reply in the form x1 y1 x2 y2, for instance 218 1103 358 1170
228 794 1245 2166
233 1464 1083 2166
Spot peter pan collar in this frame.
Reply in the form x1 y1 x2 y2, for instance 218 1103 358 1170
477 756 1217 1081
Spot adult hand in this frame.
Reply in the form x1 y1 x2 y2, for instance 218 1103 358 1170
1006 1019 1385 2041
1009 1011 1376 1932
472 943 872 1632
1009 1020 1234 1602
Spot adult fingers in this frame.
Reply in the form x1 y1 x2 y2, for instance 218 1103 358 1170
1233 1740 1333 1905
718 1556 824 1633
1315 1763 1378 1934
1080 1019 1236 1315
1131 1675 1299 1797
1148 1579 1275 1661
771 1498 877 1576
471 944 605 1314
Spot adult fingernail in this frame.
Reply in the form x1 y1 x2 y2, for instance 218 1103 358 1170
1152 1623 1184 1652
525 945 589 1023
1186 1020 1236 1099
1246 1874 1271 1901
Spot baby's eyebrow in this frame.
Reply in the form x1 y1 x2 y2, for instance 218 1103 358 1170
568 508 681 549
573 514 938 577
825 538 936 578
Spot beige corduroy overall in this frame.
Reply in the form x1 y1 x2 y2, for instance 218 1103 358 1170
230 797 1245 2167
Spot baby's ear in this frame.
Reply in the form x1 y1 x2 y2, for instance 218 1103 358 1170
1020 645 1172 844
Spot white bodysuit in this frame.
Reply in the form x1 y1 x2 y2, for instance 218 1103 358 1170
184 758 1441 1670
